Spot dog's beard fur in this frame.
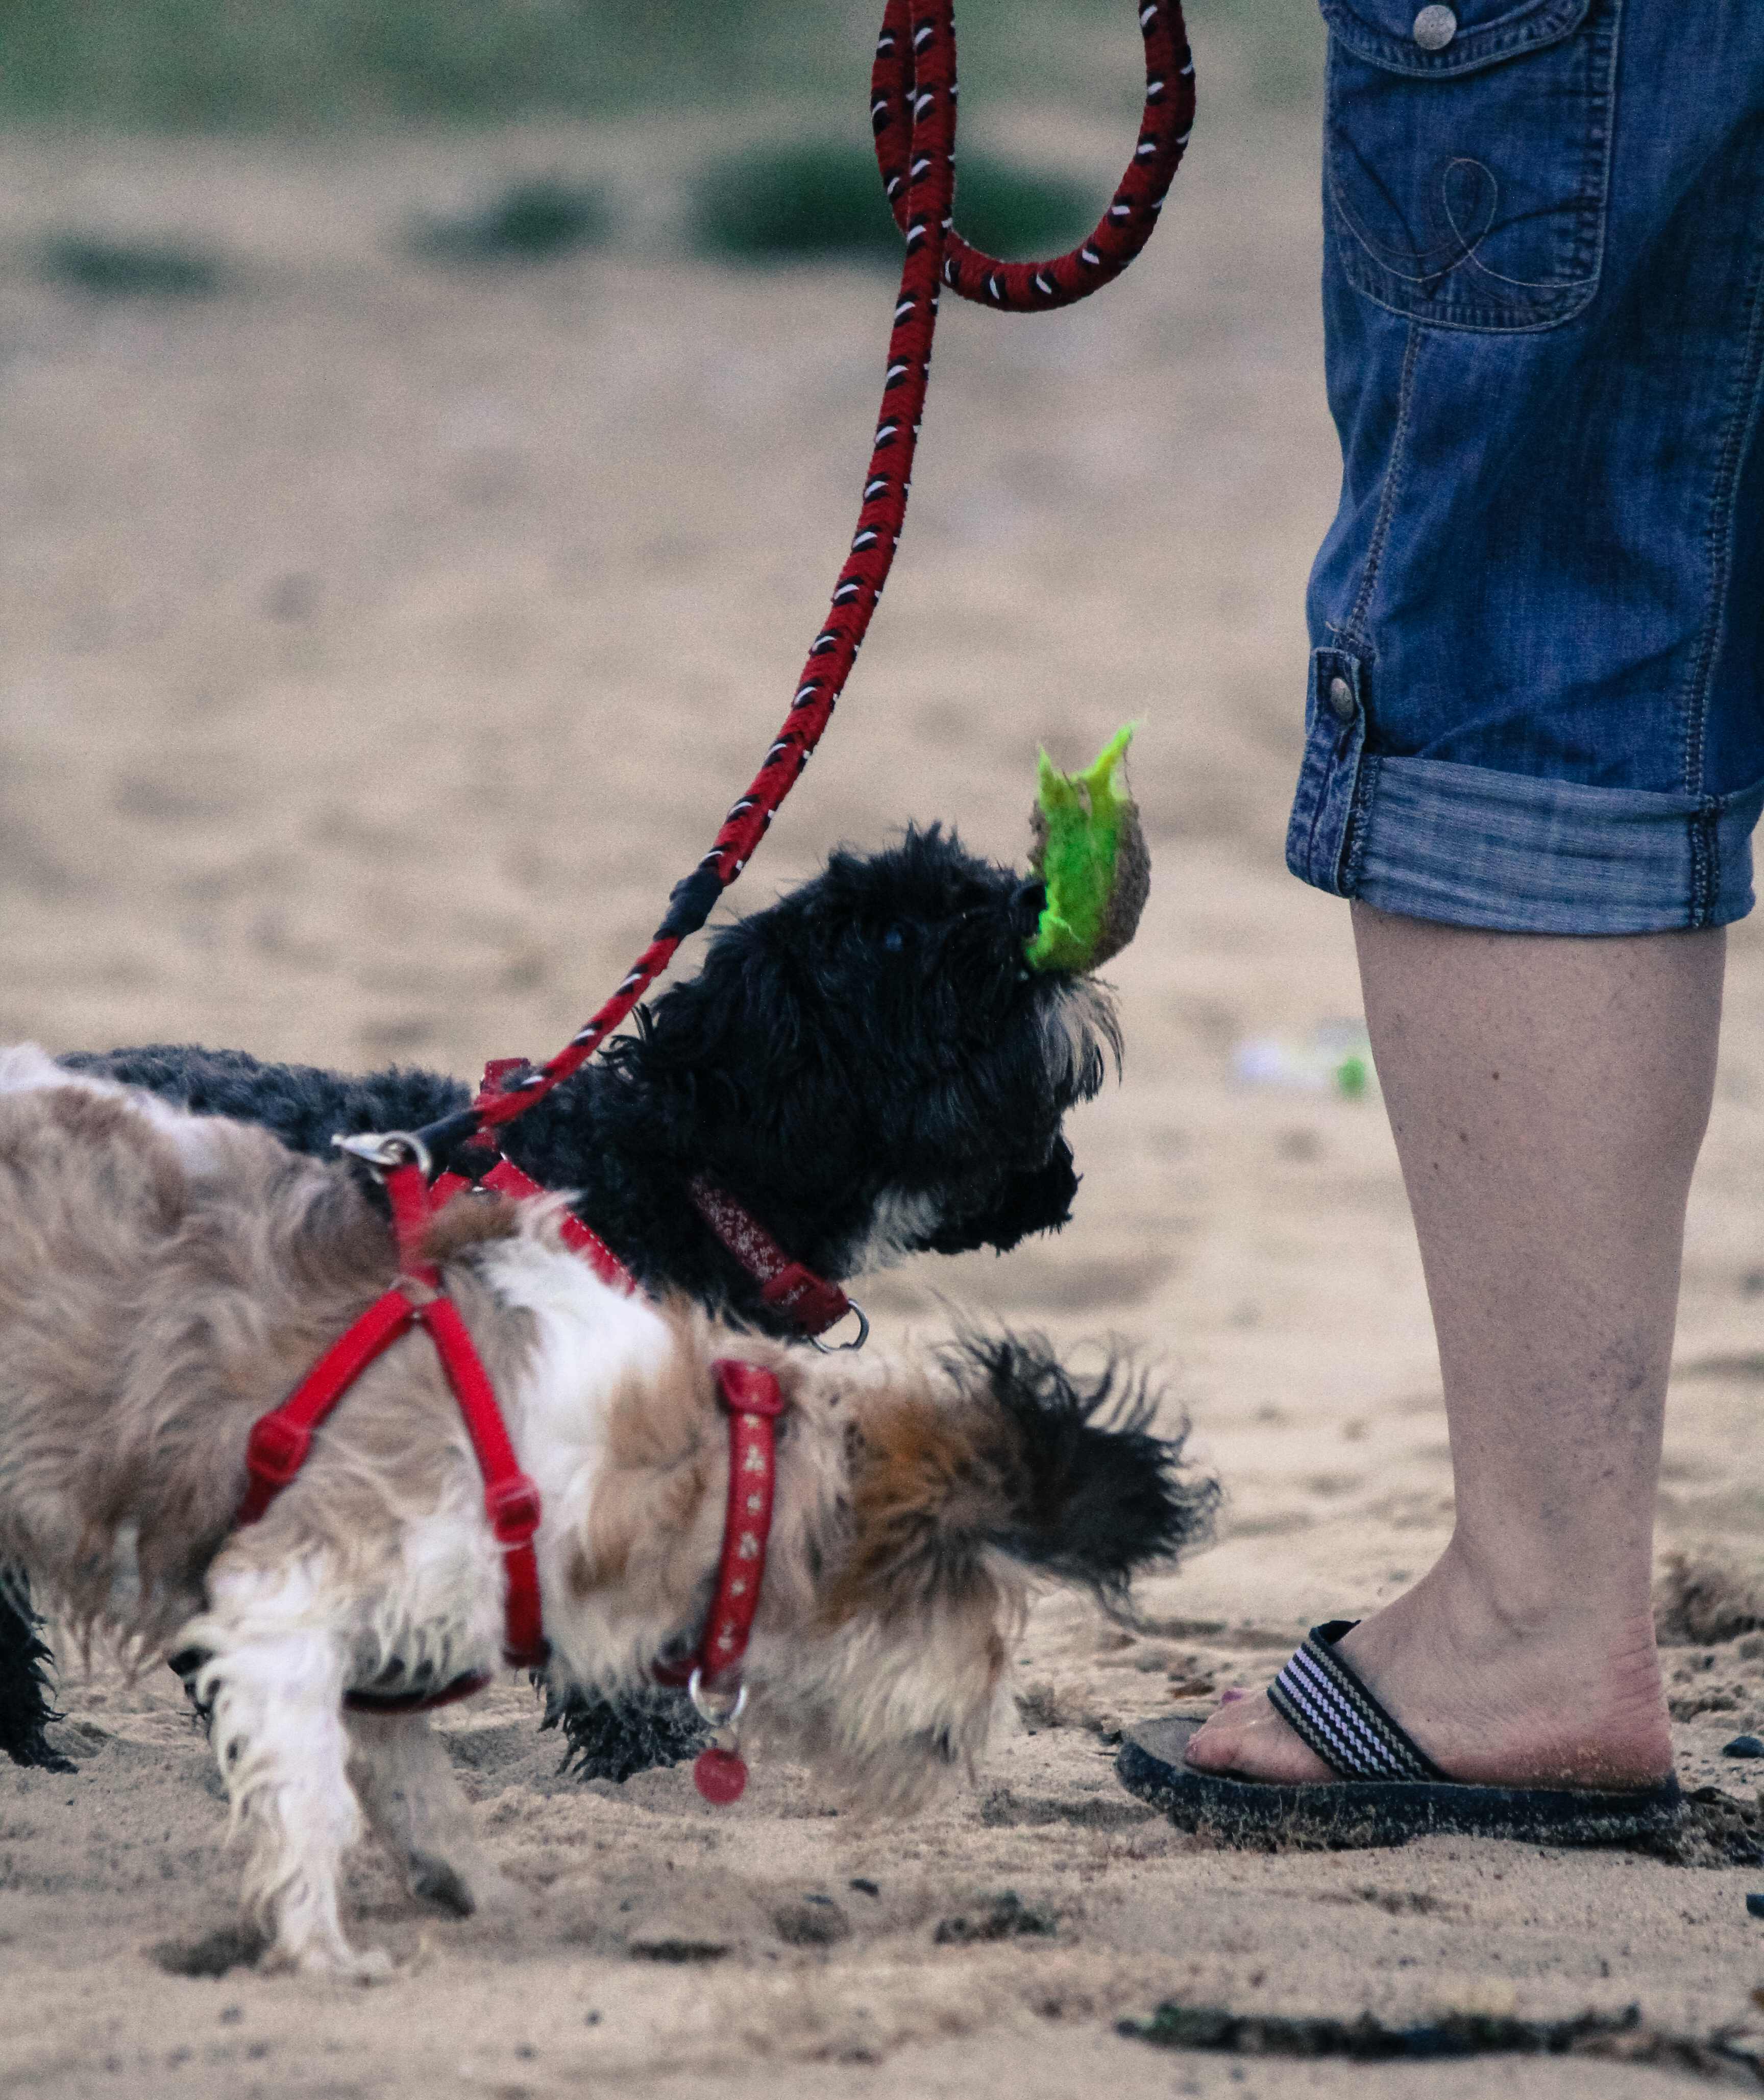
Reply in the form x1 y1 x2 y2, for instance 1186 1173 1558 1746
0 1064 1213 1971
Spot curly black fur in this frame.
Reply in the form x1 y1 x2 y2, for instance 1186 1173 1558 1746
539 1681 708 1783
11 828 1123 1780
61 828 1109 1324
0 1575 73 1772
953 1333 1217 1606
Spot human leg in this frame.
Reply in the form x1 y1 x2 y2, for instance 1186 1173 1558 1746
1185 905 1723 1790
1148 2 1764 1819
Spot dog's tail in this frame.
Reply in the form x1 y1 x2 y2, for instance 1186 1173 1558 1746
835 1334 1217 1625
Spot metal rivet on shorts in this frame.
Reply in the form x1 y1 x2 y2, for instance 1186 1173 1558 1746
1412 5 1457 50
1328 676 1357 722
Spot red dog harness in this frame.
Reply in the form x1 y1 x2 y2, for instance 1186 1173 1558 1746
236 1147 549 1708
235 1144 786 1788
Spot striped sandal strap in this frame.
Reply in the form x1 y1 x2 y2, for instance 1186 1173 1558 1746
1267 1621 1452 1784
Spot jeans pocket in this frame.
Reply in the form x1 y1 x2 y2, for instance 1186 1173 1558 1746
1320 0 1621 332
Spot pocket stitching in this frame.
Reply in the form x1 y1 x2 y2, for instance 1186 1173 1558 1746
1325 0 1620 333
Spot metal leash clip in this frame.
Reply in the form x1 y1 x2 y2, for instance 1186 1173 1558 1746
334 1130 433 1180
688 1668 753 1803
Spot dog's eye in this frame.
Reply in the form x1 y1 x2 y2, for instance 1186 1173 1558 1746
883 924 905 953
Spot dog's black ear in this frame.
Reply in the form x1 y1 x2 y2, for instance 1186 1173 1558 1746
951 1334 1218 1602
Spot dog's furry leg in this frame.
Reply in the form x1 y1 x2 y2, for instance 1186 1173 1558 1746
345 1712 524 1922
0 1573 75 1773
190 1570 384 1977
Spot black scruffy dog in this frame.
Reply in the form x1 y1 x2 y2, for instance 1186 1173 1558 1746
5 826 1128 1781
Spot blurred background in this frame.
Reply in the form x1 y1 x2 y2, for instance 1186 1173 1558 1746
5 0 1764 1610
0 2 1322 128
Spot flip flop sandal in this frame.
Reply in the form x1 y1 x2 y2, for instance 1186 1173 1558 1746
1116 1620 1683 1848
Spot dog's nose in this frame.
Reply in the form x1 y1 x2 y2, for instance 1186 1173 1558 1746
1012 881 1047 939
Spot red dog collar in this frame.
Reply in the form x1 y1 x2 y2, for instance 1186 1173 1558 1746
433 1060 865 1347
687 1177 868 1348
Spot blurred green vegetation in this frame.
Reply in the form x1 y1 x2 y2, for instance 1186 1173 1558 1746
0 1 1321 131
37 233 227 295
411 178 612 263
697 140 1096 265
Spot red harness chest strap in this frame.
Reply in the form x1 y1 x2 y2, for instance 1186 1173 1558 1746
236 1160 549 1675
650 1359 785 1697
236 1288 418 1526
416 1291 549 1670
430 1157 634 1295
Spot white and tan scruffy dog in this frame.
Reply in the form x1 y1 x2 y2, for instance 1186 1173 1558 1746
0 1047 1211 1974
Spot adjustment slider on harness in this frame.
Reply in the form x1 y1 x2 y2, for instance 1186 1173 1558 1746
242 1413 311 1493
485 1474 543 1547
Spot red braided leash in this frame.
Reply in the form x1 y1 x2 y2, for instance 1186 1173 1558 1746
876 0 1194 312
444 0 1191 1157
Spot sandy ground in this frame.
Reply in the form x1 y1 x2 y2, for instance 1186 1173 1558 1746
7 91 1764 2099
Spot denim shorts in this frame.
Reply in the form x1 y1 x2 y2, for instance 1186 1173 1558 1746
1287 0 1764 933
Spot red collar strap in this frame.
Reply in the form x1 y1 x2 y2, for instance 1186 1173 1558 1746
237 1153 550 1701
687 1176 868 1347
435 1061 862 1346
650 1358 785 1804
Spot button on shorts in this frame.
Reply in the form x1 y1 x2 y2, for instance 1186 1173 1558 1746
1287 0 1764 934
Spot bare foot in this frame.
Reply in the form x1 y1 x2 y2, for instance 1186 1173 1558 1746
1185 1549 1674 1793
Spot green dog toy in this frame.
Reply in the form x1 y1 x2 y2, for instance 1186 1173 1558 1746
1024 723 1150 973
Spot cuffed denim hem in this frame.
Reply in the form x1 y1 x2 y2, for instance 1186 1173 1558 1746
1351 756 1764 935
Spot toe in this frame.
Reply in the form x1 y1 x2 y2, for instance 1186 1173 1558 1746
1184 1692 1335 1785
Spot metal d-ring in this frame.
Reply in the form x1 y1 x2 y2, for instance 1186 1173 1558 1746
811 1300 870 1354
333 1130 434 1180
688 1668 748 1731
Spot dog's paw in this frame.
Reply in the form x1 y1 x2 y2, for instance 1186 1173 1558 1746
408 1852 475 1917
407 1850 529 1923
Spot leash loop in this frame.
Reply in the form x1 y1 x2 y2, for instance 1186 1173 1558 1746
874 0 1193 312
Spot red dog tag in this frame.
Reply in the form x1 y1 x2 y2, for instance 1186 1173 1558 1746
693 1746 748 1804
